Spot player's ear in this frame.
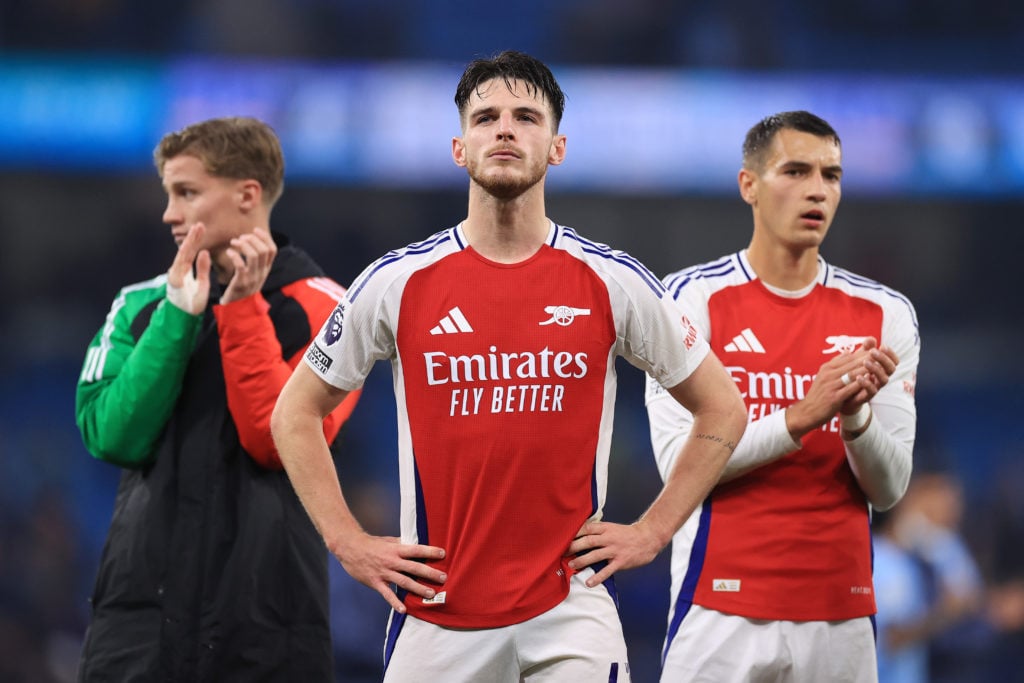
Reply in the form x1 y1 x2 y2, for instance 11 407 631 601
237 179 262 213
452 137 467 167
738 168 757 206
547 134 566 166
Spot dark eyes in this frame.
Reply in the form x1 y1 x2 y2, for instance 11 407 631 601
474 113 539 124
784 168 840 181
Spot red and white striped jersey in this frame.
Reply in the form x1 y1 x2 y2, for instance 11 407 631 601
646 250 919 622
307 222 709 628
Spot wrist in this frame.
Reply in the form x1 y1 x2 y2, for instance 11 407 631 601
784 404 813 441
635 515 673 553
841 403 872 441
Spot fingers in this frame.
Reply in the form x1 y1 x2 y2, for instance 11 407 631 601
227 230 275 276
567 541 615 587
872 344 899 375
838 341 901 413
566 521 602 557
848 344 899 388
221 227 278 304
376 547 447 611
565 521 660 587
338 537 447 614
387 565 448 603
166 224 211 315
376 585 408 613
232 228 276 265
168 223 206 286
397 544 448 585
586 564 616 587
195 250 211 289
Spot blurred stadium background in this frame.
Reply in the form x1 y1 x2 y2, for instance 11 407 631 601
1 2 1022 681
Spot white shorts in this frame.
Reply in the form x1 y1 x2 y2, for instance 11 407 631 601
383 568 631 682
661 604 877 683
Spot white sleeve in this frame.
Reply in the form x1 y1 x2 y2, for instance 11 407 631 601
843 404 914 511
646 362 800 483
609 268 710 391
305 261 399 391
843 296 919 510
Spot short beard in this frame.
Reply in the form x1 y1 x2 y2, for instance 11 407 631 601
468 163 544 201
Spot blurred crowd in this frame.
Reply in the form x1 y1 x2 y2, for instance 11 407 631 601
2 0 1023 72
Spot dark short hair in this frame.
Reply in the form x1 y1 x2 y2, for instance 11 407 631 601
154 116 285 208
454 50 566 130
742 111 841 171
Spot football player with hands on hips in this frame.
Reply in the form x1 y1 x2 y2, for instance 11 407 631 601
645 110 919 683
272 50 747 682
75 117 360 682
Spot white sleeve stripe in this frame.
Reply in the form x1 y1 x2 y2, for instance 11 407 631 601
306 277 346 302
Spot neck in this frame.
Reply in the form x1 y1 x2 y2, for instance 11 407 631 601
746 240 820 291
211 252 235 284
463 183 550 263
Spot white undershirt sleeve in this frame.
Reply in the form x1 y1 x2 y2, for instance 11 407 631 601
843 395 915 511
646 378 800 484
647 379 914 504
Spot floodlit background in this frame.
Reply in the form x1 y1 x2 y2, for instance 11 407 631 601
1 3 1022 682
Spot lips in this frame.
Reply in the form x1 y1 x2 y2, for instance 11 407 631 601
801 209 825 222
489 147 521 160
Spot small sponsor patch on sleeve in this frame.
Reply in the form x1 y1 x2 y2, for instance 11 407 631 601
306 343 333 374
903 372 917 397
680 315 698 350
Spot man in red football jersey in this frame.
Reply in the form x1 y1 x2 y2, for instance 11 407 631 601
646 110 920 682
271 50 747 681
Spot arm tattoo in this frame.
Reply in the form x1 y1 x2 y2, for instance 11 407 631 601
693 432 737 453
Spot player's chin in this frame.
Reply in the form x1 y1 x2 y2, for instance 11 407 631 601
488 176 542 201
793 227 828 247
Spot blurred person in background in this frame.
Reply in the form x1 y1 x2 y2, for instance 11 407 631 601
886 469 991 683
74 116 360 682
645 110 920 682
272 50 747 681
872 506 931 683
871 466 991 683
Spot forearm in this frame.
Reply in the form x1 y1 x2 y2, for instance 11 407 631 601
641 406 745 547
719 409 801 482
271 362 367 555
273 404 364 551
844 401 915 510
648 395 797 485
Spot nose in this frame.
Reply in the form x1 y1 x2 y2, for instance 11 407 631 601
162 198 179 225
496 112 515 140
807 171 827 201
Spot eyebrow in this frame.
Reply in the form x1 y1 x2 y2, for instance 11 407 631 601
469 104 546 121
164 180 197 193
780 160 843 174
